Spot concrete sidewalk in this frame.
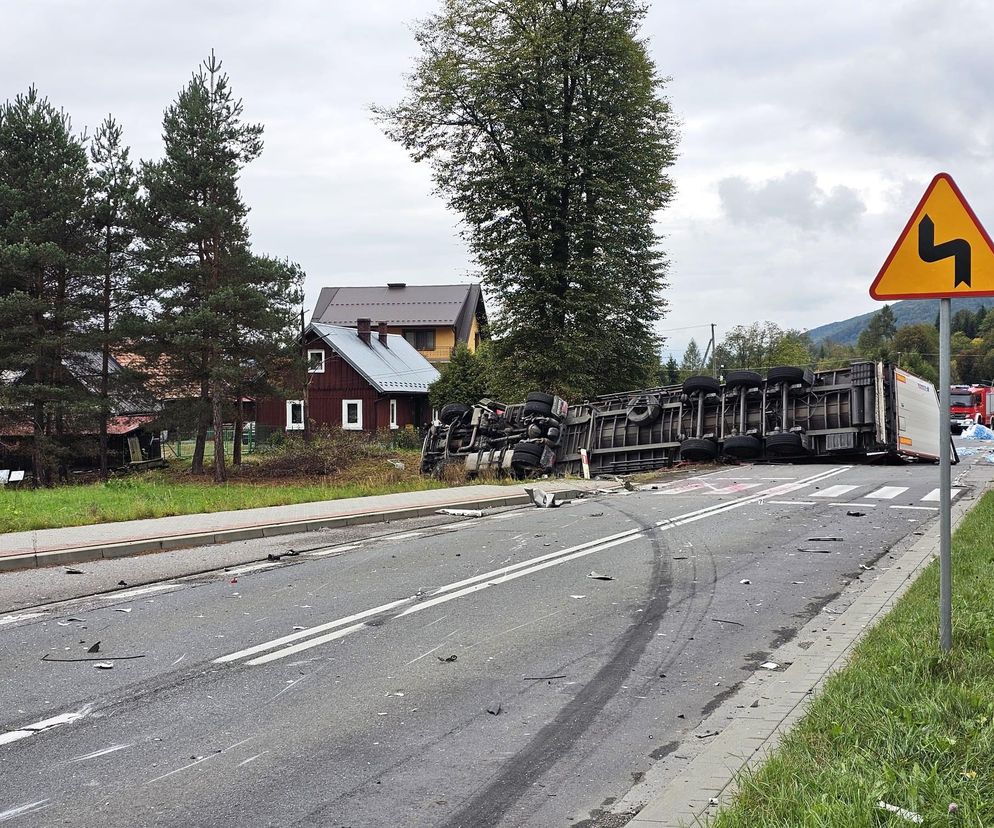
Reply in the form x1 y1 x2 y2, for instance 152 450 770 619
0 479 606 572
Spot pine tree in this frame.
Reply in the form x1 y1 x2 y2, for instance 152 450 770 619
680 339 703 379
664 355 680 384
377 0 677 400
89 115 139 480
138 52 267 482
0 88 94 485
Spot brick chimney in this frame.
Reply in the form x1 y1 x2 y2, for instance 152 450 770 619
377 321 389 347
357 317 372 345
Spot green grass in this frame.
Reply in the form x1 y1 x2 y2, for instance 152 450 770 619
0 472 453 533
711 493 994 827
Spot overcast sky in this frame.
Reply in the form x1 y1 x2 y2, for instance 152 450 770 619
3 0 992 360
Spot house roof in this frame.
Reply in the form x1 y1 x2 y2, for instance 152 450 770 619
309 322 440 394
312 283 486 344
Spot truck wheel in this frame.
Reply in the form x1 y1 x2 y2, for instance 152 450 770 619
722 435 761 459
523 392 555 417
725 370 763 389
764 432 805 457
511 441 546 474
767 366 812 386
439 403 471 425
682 376 720 395
680 437 718 461
627 394 663 425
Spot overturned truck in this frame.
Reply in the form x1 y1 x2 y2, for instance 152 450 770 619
421 362 943 478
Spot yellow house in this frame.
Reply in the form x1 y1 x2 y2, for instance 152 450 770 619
311 283 488 365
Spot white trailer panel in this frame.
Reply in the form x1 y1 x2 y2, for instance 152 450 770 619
893 368 940 460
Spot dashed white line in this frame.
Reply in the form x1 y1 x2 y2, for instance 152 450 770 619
0 706 92 748
308 543 360 558
0 612 45 627
226 562 280 576
109 584 180 600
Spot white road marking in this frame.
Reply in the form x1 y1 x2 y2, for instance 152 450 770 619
308 543 360 557
219 467 852 666
766 500 816 505
922 487 963 502
237 751 268 767
0 800 50 822
67 743 133 763
891 505 938 511
0 706 92 748
866 486 908 499
0 612 45 626
828 502 877 508
402 643 445 667
170 654 186 667
387 531 424 541
811 485 859 498
108 584 179 600
226 562 280 576
215 599 410 663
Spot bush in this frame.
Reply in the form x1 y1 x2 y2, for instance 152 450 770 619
238 429 371 478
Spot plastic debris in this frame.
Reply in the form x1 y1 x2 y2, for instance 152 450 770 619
695 730 719 739
437 508 484 517
740 579 751 585
523 674 566 681
846 511 866 517
387 459 406 469
86 642 100 653
569 595 586 599
267 553 282 561
65 569 83 575
487 702 502 716
42 653 145 663
712 618 744 627
93 662 114 670
808 537 842 542
437 654 458 663
525 487 562 508
113 608 132 613
117 580 128 586
760 661 779 670
587 571 615 581
800 548 833 554
876 802 923 824
962 423 994 440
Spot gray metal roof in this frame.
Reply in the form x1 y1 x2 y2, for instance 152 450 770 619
312 283 486 344
309 323 440 394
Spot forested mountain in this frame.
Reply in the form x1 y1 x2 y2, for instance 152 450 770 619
807 297 992 345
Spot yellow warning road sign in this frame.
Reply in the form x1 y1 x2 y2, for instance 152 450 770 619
870 173 994 299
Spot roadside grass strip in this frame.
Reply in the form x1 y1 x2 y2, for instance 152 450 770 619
711 491 994 827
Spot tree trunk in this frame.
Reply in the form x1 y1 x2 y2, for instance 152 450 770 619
233 396 243 466
212 384 226 483
99 231 112 481
31 401 44 489
191 377 209 474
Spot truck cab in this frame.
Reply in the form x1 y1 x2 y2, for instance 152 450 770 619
950 384 993 432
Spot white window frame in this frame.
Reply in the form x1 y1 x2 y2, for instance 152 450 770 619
342 399 363 430
307 349 325 373
286 400 305 431
389 398 398 430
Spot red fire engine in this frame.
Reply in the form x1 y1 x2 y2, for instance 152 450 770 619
950 384 994 430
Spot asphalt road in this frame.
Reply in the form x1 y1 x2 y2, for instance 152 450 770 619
0 457 976 827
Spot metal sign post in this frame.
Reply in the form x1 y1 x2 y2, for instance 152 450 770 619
869 172 994 652
938 298 952 651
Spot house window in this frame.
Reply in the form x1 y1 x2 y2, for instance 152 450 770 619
342 399 363 430
403 329 436 351
286 400 304 430
389 399 398 429
307 349 325 373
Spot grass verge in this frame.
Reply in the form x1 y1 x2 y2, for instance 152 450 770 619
0 445 482 532
711 491 994 827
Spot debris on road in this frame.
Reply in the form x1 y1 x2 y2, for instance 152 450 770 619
760 662 779 670
292 626 305 631
876 801 923 824
807 537 842 542
267 553 282 562
587 571 615 581
695 730 719 739
230 578 238 584
113 608 132 613
523 674 567 681
801 548 833 554
588 512 604 517
437 508 484 518
569 595 586 599
740 579 751 585
487 702 502 716
846 511 866 517
118 580 128 586
437 654 458 663
41 653 145 663
712 618 744 627
86 643 100 653
524 487 562 508
93 662 114 670
387 459 406 469
65 569 83 575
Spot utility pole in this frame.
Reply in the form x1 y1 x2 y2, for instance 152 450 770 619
710 323 717 378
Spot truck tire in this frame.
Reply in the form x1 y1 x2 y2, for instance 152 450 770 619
511 441 547 475
725 370 763 389
439 403 471 425
767 366 811 386
626 394 663 425
523 391 555 418
722 434 761 459
679 437 718 461
682 376 720 395
764 432 805 457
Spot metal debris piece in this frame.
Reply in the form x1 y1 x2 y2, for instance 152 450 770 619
760 662 779 670
846 511 866 517
740 579 751 585
712 618 744 627
267 554 282 562
807 537 842 542
117 580 128 586
86 642 100 653
523 674 567 681
41 654 145 662
65 569 83 575
387 459 406 469
876 802 923 824
569 595 586 599
93 662 114 670
587 571 615 581
801 548 833 554
113 608 132 613
437 508 484 518
437 654 458 663
524 487 562 508
487 702 502 716
695 730 719 739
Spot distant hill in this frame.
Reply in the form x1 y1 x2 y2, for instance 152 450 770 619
807 297 993 345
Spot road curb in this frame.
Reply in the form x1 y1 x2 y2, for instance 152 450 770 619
625 468 991 827
0 487 594 574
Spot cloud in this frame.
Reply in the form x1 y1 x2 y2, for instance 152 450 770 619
717 171 866 231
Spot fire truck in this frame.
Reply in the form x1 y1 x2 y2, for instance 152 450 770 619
949 384 994 432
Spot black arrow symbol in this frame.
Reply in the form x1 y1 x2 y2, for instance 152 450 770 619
918 214 971 287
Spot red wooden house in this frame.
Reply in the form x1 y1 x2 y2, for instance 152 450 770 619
257 319 440 434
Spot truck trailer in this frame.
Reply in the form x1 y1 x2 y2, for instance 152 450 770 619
420 361 943 478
